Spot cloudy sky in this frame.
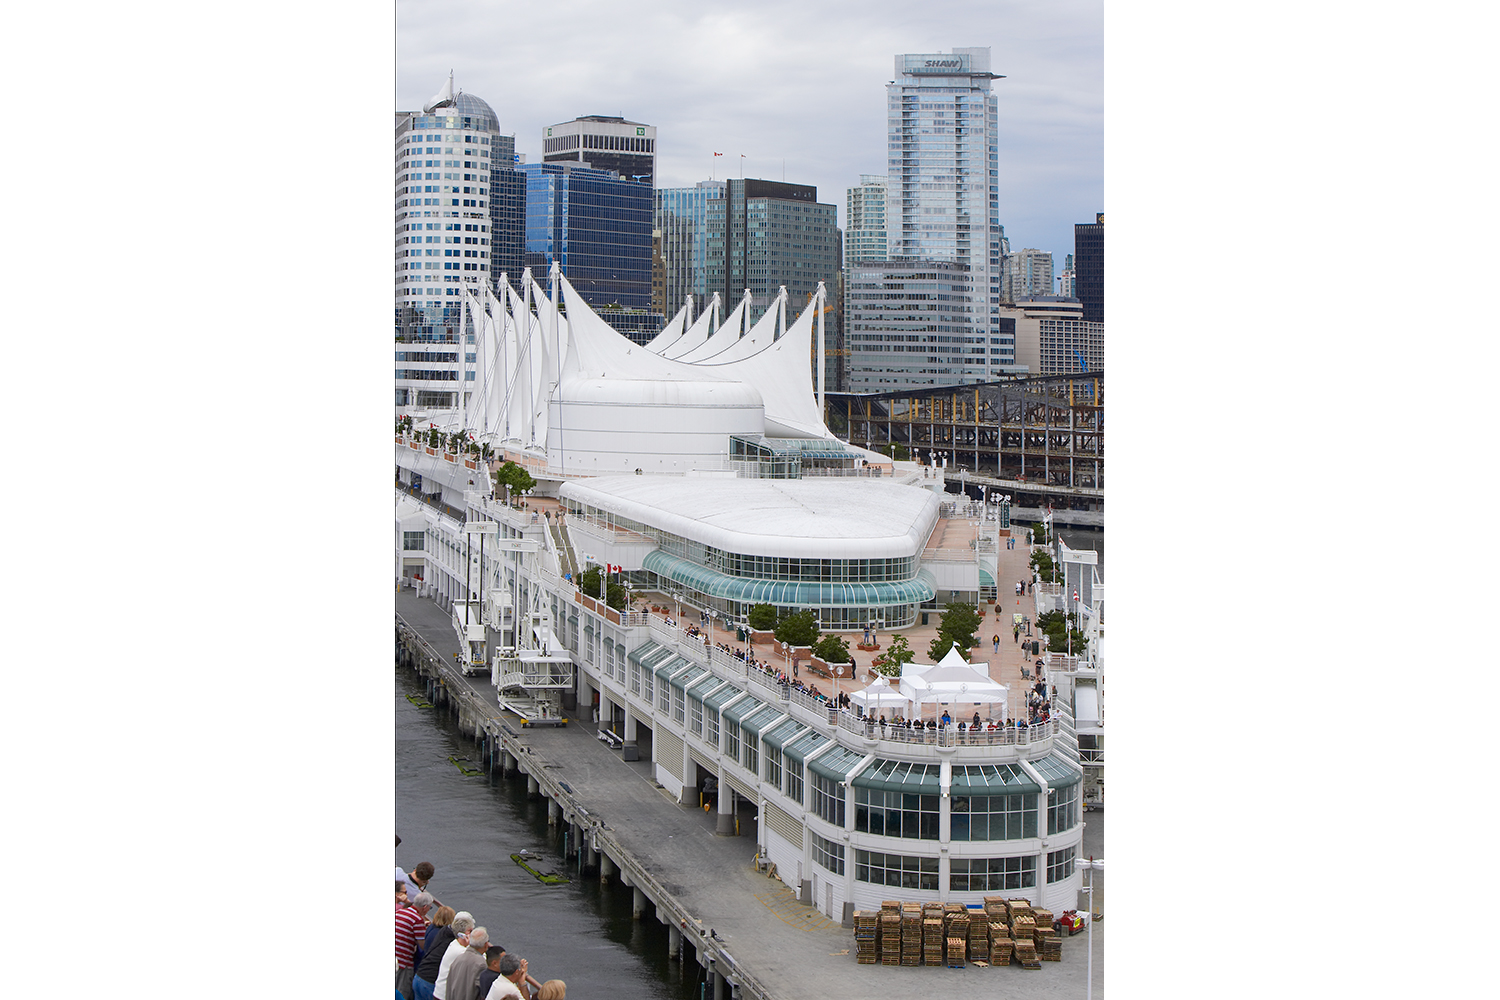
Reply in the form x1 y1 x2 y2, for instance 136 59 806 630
397 0 1102 269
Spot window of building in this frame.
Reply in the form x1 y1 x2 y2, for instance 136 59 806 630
950 793 1036 841
1047 847 1076 883
1047 783 1079 835
854 787 939 840
724 720 740 761
812 832 845 875
402 531 424 551
689 696 703 737
764 745 782 790
809 772 845 827
949 855 1036 892
785 763 804 807
855 850 938 891
705 707 719 748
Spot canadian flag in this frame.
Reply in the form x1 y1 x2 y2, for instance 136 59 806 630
713 152 723 157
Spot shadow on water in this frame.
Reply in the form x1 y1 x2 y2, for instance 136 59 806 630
396 666 705 1000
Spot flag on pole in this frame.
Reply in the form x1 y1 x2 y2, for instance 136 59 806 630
713 152 723 156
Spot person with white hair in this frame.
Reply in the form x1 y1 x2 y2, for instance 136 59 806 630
445 926 490 1000
433 913 475 1000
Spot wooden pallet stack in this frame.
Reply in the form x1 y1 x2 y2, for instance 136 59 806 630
900 904 922 966
988 922 1014 966
1037 934 1063 962
967 915 990 963
878 911 902 966
853 911 879 965
1013 937 1041 970
922 916 944 965
946 935 967 968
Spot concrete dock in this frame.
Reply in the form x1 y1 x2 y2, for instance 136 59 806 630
396 588 1104 999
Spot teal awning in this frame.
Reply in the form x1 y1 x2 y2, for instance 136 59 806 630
704 683 747 713
782 730 828 765
686 675 724 700
852 759 941 794
654 655 694 682
1030 752 1083 790
625 640 661 666
668 664 707 691
722 694 766 725
808 744 867 782
762 719 806 751
740 705 784 739
950 763 1039 795
642 550 934 607
978 568 995 586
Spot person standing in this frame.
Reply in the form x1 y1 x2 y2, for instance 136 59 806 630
992 634 999 652
446 927 491 1000
432 913 475 1000
484 955 531 1000
396 891 434 1000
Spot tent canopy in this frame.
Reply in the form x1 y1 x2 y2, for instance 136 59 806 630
849 674 910 710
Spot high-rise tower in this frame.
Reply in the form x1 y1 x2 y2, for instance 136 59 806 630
860 47 1011 384
1074 213 1103 323
542 115 657 186
844 175 888 268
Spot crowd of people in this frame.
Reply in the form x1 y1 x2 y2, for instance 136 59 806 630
395 859 566 1000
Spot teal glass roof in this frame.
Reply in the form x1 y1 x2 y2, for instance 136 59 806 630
762 719 806 751
722 693 767 725
951 763 1039 795
782 730 828 765
852 759 941 794
808 744 867 782
704 684 747 712
642 551 935 607
626 640 661 665
740 704 784 738
686 675 724 700
668 664 707 690
1030 752 1083 789
654 655 694 681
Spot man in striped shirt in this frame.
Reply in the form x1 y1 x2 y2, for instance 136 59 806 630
395 891 434 999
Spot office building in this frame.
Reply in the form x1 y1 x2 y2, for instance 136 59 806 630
1057 254 1075 298
1074 213 1103 323
844 175 888 268
852 47 1004 388
705 178 839 327
394 76 503 407
489 160 526 285
655 180 725 316
1002 248 1053 303
542 115 657 186
1001 298 1103 375
521 161 655 310
845 260 1025 389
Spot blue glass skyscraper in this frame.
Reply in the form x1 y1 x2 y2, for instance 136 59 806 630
521 162 654 312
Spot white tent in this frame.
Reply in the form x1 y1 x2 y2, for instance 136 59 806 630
900 650 1009 719
849 674 911 713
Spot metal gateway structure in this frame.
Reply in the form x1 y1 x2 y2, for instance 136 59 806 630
822 372 1103 490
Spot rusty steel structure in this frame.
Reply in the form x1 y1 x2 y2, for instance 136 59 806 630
824 371 1103 491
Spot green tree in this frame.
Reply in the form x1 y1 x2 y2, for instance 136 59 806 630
495 461 536 499
928 633 973 662
876 634 914 678
773 609 820 647
747 603 779 631
813 633 850 665
939 602 980 642
576 566 627 610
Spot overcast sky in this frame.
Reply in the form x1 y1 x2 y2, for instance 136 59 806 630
397 0 1101 269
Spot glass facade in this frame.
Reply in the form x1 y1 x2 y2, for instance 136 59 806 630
521 162 653 311
706 179 839 327
655 181 723 316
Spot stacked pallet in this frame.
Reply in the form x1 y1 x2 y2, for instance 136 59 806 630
967 916 990 962
878 912 902 965
922 916 944 966
989 927 1015 967
1011 914 1037 944
1005 898 1034 924
946 936 966 968
1013 938 1041 970
1033 907 1054 930
1038 934 1062 962
853 911 879 965
900 907 922 966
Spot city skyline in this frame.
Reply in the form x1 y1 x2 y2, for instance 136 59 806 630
396 0 1102 270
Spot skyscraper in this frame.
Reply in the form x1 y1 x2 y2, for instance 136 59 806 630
844 175 888 268
1003 248 1054 302
394 77 503 407
704 178 838 326
655 180 725 316
542 115 657 186
521 161 662 343
1074 213 1103 323
846 47 1011 385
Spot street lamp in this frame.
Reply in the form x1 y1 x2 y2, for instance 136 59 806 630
1079 856 1104 1000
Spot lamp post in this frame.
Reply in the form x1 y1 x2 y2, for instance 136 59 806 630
1079 856 1103 1000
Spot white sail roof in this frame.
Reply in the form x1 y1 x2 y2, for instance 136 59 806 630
677 289 784 364
664 291 747 360
696 291 829 438
642 300 690 353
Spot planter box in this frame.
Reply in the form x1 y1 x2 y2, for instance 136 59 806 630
443 452 456 463
409 440 421 450
396 435 404 444
425 447 437 456
464 458 477 470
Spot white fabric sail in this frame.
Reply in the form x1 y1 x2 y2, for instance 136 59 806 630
642 299 690 353
664 290 748 360
676 289 784 364
651 294 717 355
696 291 829 438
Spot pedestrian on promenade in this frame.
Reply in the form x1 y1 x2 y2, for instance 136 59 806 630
484 955 530 1000
1013 624 1019 644
447 927 491 1000
396 890 434 999
477 947 506 1000
413 904 454 1000
992 634 999 652
432 913 475 1000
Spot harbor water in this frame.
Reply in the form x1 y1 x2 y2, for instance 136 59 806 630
395 665 702 1000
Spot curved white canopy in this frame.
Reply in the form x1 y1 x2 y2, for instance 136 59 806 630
697 291 828 438
850 674 912 710
649 294 716 356
664 290 748 360
676 289 784 364
642 299 691 353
